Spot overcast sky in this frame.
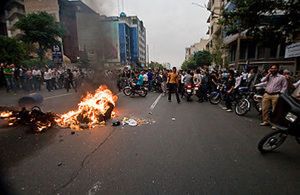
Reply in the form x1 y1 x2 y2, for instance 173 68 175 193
85 0 210 68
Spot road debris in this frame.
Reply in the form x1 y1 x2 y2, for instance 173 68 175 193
121 117 156 127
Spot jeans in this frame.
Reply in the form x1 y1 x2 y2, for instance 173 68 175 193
45 80 52 92
33 76 41 91
168 83 180 103
5 77 15 92
224 92 234 109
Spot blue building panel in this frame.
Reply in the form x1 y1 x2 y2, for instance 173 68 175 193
119 23 128 64
130 27 139 63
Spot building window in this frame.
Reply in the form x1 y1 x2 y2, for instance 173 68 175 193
257 46 264 59
248 42 256 59
240 42 246 60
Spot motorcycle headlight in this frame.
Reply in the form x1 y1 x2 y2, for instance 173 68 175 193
285 112 298 123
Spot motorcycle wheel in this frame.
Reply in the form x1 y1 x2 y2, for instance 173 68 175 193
258 130 288 153
123 87 132 96
235 99 250 116
209 93 221 105
139 89 147 97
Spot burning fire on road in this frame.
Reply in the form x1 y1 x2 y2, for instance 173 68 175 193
55 85 118 130
0 86 118 132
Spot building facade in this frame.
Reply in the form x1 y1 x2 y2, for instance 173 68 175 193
24 0 60 22
206 0 223 52
222 1 299 73
59 0 107 68
4 0 25 38
185 38 209 60
117 12 147 67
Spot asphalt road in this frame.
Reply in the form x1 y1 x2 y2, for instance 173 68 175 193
0 90 300 195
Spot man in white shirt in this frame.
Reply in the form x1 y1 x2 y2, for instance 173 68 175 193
32 67 42 91
44 69 52 92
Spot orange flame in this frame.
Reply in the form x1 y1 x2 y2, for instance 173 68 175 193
55 86 118 130
0 111 13 118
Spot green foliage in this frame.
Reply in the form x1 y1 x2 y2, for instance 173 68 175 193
211 36 223 66
193 50 213 67
20 58 51 68
0 36 27 64
181 59 196 70
221 0 300 44
149 61 164 69
181 51 212 70
15 12 64 61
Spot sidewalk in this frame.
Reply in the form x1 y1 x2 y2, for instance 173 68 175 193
0 87 74 107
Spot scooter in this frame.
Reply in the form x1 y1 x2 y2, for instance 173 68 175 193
258 93 300 153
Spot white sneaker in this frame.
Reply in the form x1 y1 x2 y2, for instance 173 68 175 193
226 109 233 112
222 107 227 110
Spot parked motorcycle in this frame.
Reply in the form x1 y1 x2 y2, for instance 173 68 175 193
235 87 264 116
209 83 226 105
258 93 300 153
123 81 148 97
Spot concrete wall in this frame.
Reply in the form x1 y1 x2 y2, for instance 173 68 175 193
24 0 60 21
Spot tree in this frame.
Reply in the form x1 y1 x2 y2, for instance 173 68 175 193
181 59 196 70
149 61 164 69
15 12 64 61
181 51 212 70
193 51 213 67
0 36 27 64
221 0 300 44
211 36 224 67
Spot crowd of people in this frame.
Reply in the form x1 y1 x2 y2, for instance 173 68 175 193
118 64 300 129
0 63 87 94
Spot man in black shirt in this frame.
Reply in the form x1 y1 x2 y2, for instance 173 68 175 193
224 70 236 112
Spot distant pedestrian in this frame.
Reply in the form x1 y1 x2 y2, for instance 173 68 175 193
167 67 181 104
223 70 236 112
3 64 16 93
44 68 52 92
32 67 42 91
65 69 77 92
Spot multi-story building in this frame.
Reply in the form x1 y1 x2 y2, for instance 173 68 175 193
222 1 299 73
0 0 8 36
185 38 209 60
24 0 60 21
206 0 223 53
104 12 147 67
59 0 107 67
4 0 25 38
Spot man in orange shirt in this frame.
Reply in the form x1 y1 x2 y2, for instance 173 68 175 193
167 67 181 104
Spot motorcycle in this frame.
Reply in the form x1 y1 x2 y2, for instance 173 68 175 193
235 87 264 116
258 93 300 153
183 84 194 101
123 81 148 97
209 83 226 105
193 83 201 96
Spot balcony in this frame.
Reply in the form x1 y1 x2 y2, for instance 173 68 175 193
6 7 25 20
5 0 24 9
224 1 236 12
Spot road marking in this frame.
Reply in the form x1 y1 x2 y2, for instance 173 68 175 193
44 93 74 100
150 93 162 110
